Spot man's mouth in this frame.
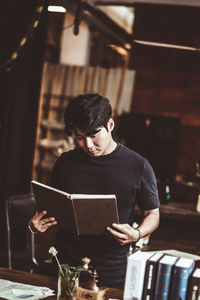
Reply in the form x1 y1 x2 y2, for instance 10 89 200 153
88 148 97 154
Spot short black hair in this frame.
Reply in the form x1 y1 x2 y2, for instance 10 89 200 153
64 93 112 136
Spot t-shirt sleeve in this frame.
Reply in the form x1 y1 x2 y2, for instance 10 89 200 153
137 158 160 210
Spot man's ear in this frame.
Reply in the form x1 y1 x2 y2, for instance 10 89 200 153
108 118 115 132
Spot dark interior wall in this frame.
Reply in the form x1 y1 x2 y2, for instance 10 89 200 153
133 4 200 48
0 0 47 250
129 4 200 177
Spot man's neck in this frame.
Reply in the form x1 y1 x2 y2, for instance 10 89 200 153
105 139 117 155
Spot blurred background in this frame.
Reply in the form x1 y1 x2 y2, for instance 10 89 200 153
1 0 200 264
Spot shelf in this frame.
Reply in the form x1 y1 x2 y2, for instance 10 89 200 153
39 139 67 150
41 119 65 130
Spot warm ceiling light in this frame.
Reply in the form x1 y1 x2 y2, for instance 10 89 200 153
108 45 128 56
125 43 132 50
48 6 66 13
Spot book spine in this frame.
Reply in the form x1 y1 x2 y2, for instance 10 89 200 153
187 276 200 300
154 263 174 300
124 258 147 300
142 261 156 299
124 258 139 300
170 264 195 300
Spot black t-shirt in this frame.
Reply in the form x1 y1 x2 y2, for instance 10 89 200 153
50 143 160 287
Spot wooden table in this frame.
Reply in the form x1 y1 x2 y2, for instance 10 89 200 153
0 267 123 299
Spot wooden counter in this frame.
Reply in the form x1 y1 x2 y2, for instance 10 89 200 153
134 201 200 244
0 267 123 300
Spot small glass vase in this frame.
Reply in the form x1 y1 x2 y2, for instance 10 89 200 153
57 265 79 300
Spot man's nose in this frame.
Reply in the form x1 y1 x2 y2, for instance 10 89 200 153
85 137 94 148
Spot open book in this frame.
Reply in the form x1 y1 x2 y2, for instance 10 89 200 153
31 180 119 235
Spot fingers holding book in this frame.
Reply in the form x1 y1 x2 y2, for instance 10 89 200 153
107 223 140 246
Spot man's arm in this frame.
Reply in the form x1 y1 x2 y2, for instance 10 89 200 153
106 208 159 246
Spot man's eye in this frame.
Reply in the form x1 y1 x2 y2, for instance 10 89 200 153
91 130 101 138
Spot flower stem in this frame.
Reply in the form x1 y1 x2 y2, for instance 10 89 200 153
55 256 64 277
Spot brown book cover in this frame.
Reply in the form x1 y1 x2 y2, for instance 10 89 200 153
31 180 119 235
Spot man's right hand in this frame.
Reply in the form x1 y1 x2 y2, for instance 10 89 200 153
29 210 57 233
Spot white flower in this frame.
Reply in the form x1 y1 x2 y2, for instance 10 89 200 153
48 246 64 277
49 246 58 257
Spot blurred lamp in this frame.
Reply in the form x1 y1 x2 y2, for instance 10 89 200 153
48 6 66 13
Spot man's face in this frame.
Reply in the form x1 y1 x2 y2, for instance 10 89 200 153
74 119 115 157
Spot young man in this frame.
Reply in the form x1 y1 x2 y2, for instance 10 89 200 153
30 93 160 288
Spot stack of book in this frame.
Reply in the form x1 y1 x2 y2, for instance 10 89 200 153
124 250 200 300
